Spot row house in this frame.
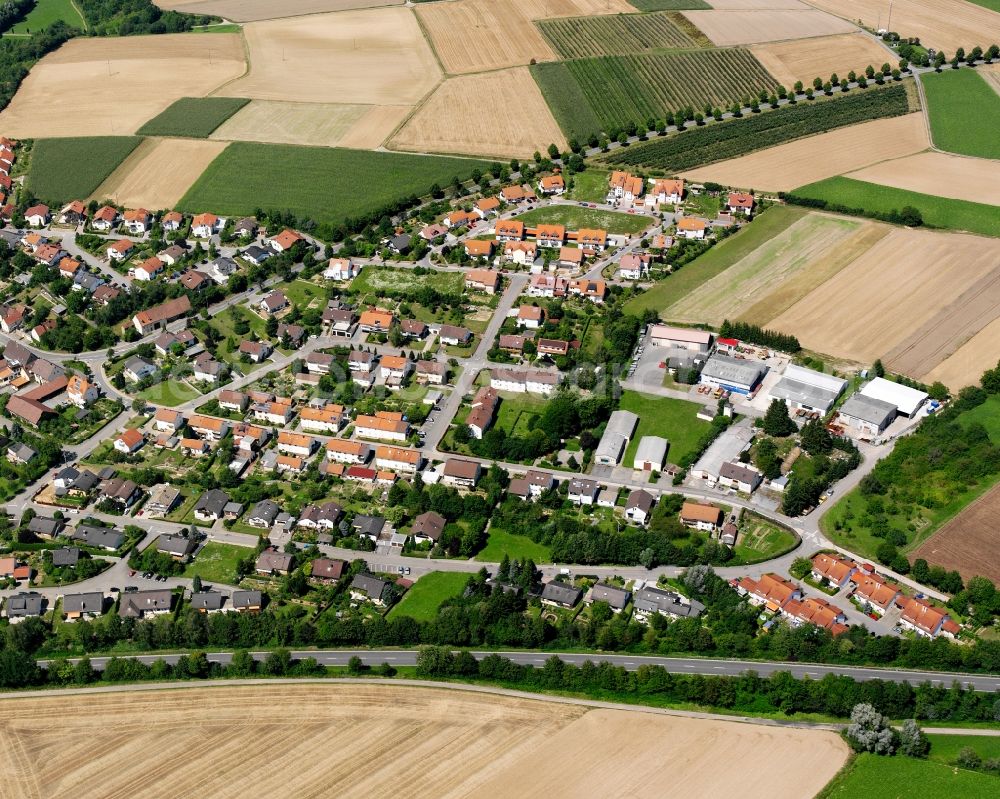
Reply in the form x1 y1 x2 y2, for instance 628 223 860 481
326 438 371 465
299 404 347 434
374 445 423 474
734 573 801 612
489 368 560 395
277 431 317 458
465 386 499 439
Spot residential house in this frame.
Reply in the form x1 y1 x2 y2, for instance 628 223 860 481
524 469 555 498
495 219 525 242
71 525 123 550
898 597 961 639
325 439 371 465
633 587 705 623
161 211 184 231
677 217 708 239
58 201 87 225
608 171 644 203
277 430 316 458
145 484 182 516
624 489 655 525
464 239 495 260
359 309 394 333
574 228 607 252
260 290 288 316
193 489 230 522
297 502 343 531
351 515 385 541
374 445 423 474
727 192 754 216
123 208 151 234
100 477 141 509
107 239 134 261
534 224 565 249
538 175 565 195
465 268 501 294
540 581 582 608
415 360 446 385
218 390 248 413
517 305 544 329
438 324 472 346
133 257 165 282
27 516 63 540
647 178 684 206
811 553 858 590
410 511 446 544
114 428 145 455
93 285 121 307
63 592 105 620
158 244 186 266
851 574 900 616
310 557 346 583
443 209 478 229
249 501 283 530
233 217 257 238
119 589 173 618
557 246 584 271
24 204 50 227
305 352 335 374
191 213 222 238
380 354 412 384
242 245 271 266
465 386 498 439
277 323 306 348
680 502 723 531
6 443 36 465
181 268 212 291
475 197 500 218
324 257 358 281
528 274 568 299
299 404 347 434
354 414 409 442
6 592 45 620
489 368 559 395
192 353 226 383
156 534 196 561
238 340 273 363
589 583 631 613
568 278 607 303
502 240 536 266
189 591 226 613
268 229 306 253
781 597 848 635
718 462 763 494
132 296 192 335
231 590 264 612
350 574 390 606
442 458 481 488
252 401 294 426
734 573 801 611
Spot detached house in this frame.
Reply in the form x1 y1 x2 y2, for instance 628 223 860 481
324 257 358 281
24 204 51 227
123 208 151 234
608 171 643 203
107 239 134 262
727 192 754 216
191 212 222 238
67 375 98 407
268 229 304 253
91 205 120 231
538 175 565 195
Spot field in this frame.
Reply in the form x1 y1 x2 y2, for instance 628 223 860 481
769 227 1000 374
26 136 143 204
681 8 856 45
136 379 202 407
628 0 710 9
606 83 912 170
682 114 928 191
0 684 848 798
911 479 1000 584
351 266 464 296
514 205 652 235
210 100 411 149
921 69 1000 160
181 542 246 586
750 33 897 88
389 68 567 159
225 8 439 105
789 177 1000 238
538 11 699 59
0 34 245 137
530 63 605 141
818 752 999 799
537 50 777 137
566 169 611 202
924 316 1000 390
476 527 553 562
622 204 806 316
387 571 470 621
665 213 882 326
136 97 249 138
7 0 85 33
91 137 229 209
806 0 1000 51
619 390 709 466
178 143 489 228
845 151 1000 207
154 0 404 21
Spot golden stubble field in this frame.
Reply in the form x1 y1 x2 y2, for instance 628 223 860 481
389 67 567 158
0 34 245 138
751 32 895 88
0 684 848 799
223 7 440 105
681 8 856 46
155 0 403 22
846 151 1000 206
681 113 929 192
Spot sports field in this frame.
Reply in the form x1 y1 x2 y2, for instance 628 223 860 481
0 684 848 798
921 69 1000 160
845 151 1000 207
750 33 895 88
681 113 928 192
179 143 490 228
0 34 245 138
26 136 144 204
681 8 856 45
387 571 469 621
137 97 249 138
154 0 404 21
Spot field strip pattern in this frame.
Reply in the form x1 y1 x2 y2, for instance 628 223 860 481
537 11 700 59
845 151 1000 207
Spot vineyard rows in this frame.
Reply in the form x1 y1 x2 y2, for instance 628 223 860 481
538 11 699 59
604 83 913 171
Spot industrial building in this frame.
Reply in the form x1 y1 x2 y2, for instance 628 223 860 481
769 364 847 414
859 377 928 417
699 354 766 396
594 410 639 466
633 436 668 471
837 393 897 437
649 324 713 352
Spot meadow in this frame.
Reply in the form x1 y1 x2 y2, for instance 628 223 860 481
921 69 1000 159
26 136 143 202
618 390 709 466
476 527 553 563
181 542 246 586
137 96 249 138
817 751 999 799
179 143 491 230
387 571 469 621
515 205 652 234
7 0 85 33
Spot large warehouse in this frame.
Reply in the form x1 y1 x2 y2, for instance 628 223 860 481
595 410 639 466
859 377 928 417
699 354 766 396
769 364 847 414
837 394 897 437
649 325 713 352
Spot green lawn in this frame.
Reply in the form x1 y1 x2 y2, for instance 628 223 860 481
138 380 201 407
137 97 249 138
619 390 709 466
27 137 143 203
921 69 1000 159
182 542 247 587
515 205 652 235
475 528 553 563
566 169 610 203
8 0 85 33
817 752 999 799
179 143 490 231
279 278 326 309
926 733 1000 766
967 0 1000 9
622 205 806 316
351 266 463 297
732 512 798 564
495 393 548 435
789 178 1000 238
387 571 470 622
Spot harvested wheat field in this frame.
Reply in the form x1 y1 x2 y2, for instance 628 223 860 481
0 35 245 138
912 482 1000 584
924 316 1000 391
681 113 928 192
390 68 566 158
224 8 440 105
805 0 1000 52
155 0 403 22
666 213 881 325
751 33 895 88
709 0 811 8
984 63 1000 98
681 9 856 46
847 152 1000 207
89 137 228 208
211 100 410 148
770 228 1000 368
0 683 847 799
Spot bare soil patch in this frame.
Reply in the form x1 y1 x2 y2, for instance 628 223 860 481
90 137 228 208
681 8 856 45
751 32 894 87
770 228 1000 367
0 34 245 138
224 7 440 105
912 480 1000 584
390 68 566 158
681 113 929 192
210 100 410 148
155 0 403 22
805 0 1000 52
846 151 1000 206
924 316 1000 391
0 684 847 799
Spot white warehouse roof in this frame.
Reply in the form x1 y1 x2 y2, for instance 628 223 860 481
701 354 766 389
860 377 928 417
769 364 847 413
595 410 639 464
634 436 668 467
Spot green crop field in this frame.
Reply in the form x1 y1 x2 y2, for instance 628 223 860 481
137 97 249 138
514 205 653 234
921 69 1000 159
817 752 998 799
619 390 709 466
606 83 911 171
179 143 491 230
535 50 776 138
789 177 1000 238
7 0 85 34
387 571 470 622
627 0 710 10
538 11 699 59
26 136 143 203
967 0 1000 9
